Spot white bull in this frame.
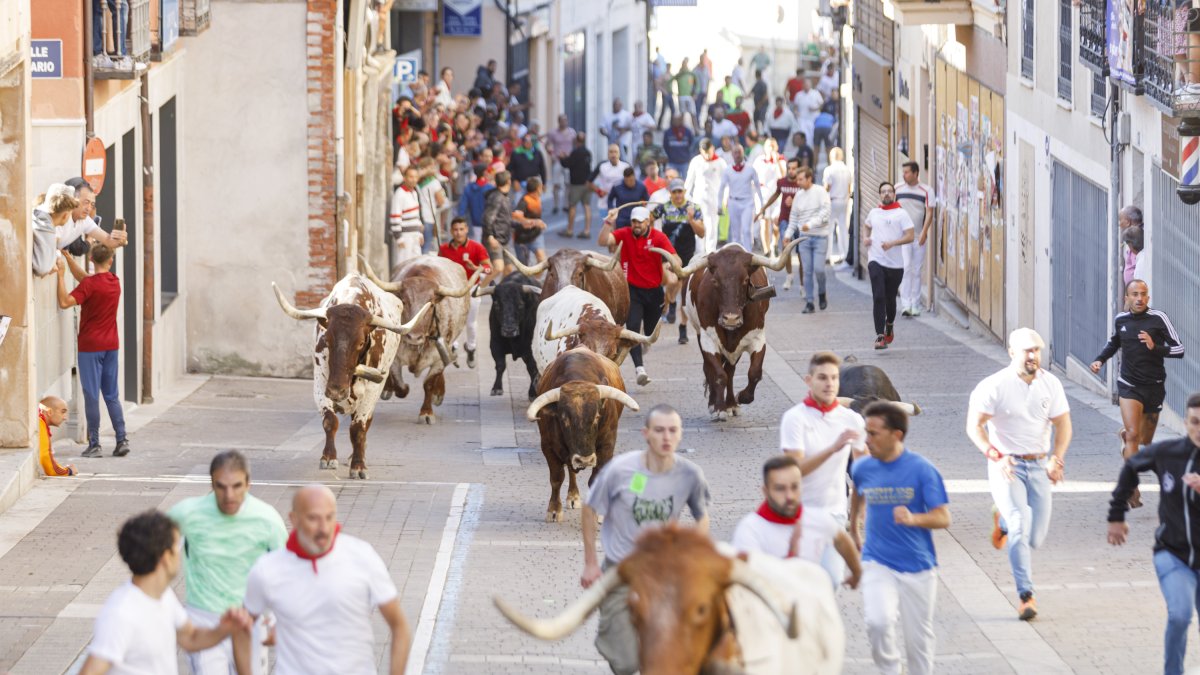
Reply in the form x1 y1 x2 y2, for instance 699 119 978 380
533 285 660 373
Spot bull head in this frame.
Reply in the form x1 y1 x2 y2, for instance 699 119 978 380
271 283 431 336
544 317 661 363
836 396 922 416
527 383 638 470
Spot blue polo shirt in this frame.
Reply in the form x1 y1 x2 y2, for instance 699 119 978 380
851 449 948 573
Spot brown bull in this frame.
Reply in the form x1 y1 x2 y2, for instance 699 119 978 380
654 241 799 420
526 348 639 522
505 244 630 324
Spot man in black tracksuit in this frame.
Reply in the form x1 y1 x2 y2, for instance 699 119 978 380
1107 392 1200 675
1091 280 1185 485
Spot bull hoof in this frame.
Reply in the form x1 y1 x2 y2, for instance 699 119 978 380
397 385 410 398
380 389 393 401
730 405 742 416
349 466 368 479
736 390 754 405
418 413 436 425
596 514 605 526
491 387 503 396
319 458 338 470
546 509 563 523
566 493 581 510
710 410 727 422
433 394 445 406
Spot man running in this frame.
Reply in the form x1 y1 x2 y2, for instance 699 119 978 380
782 166 831 312
607 167 651 230
823 148 854 267
753 137 786 256
863 182 915 350
1091 279 1185 506
169 451 288 674
600 206 675 386
439 216 491 368
967 328 1072 621
684 138 727 254
895 162 934 317
239 485 411 674
582 404 711 675
544 115 577 215
662 115 695 179
649 179 705 344
717 144 761 252
850 402 950 675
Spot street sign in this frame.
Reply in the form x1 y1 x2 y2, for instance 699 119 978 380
394 52 420 84
30 40 62 79
443 0 482 37
83 137 108 195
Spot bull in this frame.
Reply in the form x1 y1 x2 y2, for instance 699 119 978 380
495 525 844 674
526 348 639 522
836 361 922 415
475 272 542 399
504 245 629 324
272 275 431 479
654 241 799 421
533 285 661 372
361 255 479 424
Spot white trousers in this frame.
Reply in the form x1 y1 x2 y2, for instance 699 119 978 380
900 239 926 310
861 561 937 675
464 295 480 350
390 230 423 268
829 198 850 261
186 606 269 675
728 198 755 251
700 198 720 253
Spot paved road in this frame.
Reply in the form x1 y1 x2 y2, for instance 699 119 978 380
0 226 1188 674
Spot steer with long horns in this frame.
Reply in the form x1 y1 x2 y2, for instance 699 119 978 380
361 255 479 424
505 245 630 324
272 274 431 478
652 240 801 420
533 285 661 372
495 525 844 674
526 347 639 522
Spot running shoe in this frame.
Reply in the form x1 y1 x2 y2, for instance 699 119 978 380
113 440 131 457
82 444 102 458
466 348 476 369
874 335 887 350
678 326 689 344
884 322 895 344
1018 593 1037 621
636 367 651 386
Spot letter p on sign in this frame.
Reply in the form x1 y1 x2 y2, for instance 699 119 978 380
394 57 418 84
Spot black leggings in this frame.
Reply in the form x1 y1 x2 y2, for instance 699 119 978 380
868 261 904 336
627 285 665 368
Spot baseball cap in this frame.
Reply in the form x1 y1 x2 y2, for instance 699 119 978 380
1008 327 1045 350
630 206 651 221
668 179 685 191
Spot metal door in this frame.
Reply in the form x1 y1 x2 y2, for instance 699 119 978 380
1152 168 1200 414
1050 161 1108 372
563 31 586 132
855 114 890 272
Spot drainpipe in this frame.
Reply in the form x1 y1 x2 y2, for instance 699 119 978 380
335 0 346 276
139 72 155 404
1108 81 1122 402
83 0 94 136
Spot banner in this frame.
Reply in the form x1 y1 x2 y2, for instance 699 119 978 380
443 0 482 37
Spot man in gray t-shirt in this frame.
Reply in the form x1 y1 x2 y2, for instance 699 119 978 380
581 404 711 675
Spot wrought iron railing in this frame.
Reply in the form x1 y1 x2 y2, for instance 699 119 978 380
94 0 150 79
1058 0 1073 101
1144 0 1200 116
1079 0 1107 73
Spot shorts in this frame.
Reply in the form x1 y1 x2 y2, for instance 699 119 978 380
514 234 546 264
1118 380 1167 414
487 239 509 263
550 161 567 189
567 184 593 207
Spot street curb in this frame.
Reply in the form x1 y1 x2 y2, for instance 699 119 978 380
0 447 39 517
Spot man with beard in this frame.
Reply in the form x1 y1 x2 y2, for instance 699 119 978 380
967 328 1072 622
862 182 915 350
732 455 862 590
683 138 727 253
649 179 705 344
717 144 762 252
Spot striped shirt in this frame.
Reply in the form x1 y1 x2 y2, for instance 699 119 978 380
1094 308 1186 386
894 180 933 237
389 185 422 233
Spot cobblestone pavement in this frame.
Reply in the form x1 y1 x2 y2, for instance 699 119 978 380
0 227 1189 674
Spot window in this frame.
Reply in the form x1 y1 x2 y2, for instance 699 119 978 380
1021 0 1035 80
1090 71 1107 118
1058 0 1072 101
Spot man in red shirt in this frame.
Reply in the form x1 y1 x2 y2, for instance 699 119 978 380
56 244 129 458
439 217 491 368
756 158 803 286
599 206 675 386
786 68 806 103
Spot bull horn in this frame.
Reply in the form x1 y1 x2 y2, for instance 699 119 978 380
435 338 453 367
494 566 621 640
272 283 327 321
729 559 801 640
837 396 855 408
750 237 802 271
370 301 432 335
618 319 661 346
596 385 639 411
503 248 548 276
353 365 386 383
436 268 482 298
522 285 544 296
584 241 623 270
896 401 922 416
358 255 402 292
650 247 708 278
473 284 495 297
546 323 580 342
526 387 562 421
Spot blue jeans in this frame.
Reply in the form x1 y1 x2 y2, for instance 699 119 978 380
1156 549 1200 675
796 235 827 301
78 350 127 447
93 0 127 56
989 456 1052 597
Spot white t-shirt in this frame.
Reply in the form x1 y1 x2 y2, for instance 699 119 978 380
56 215 103 248
731 507 840 565
864 206 915 269
594 160 630 195
968 368 1070 456
89 581 189 675
894 180 933 237
710 118 739 142
602 109 634 147
778 402 866 518
822 161 852 202
243 534 399 675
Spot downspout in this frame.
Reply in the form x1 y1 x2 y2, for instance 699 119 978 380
335 0 347 276
1108 81 1122 402
505 0 512 86
83 0 94 136
139 72 155 404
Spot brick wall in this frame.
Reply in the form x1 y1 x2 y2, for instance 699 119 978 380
301 0 337 308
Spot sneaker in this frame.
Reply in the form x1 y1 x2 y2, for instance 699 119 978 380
782 276 792 291
1018 593 1038 621
818 293 827 310
636 366 651 386
82 444 102 458
874 334 888 350
833 262 852 273
991 507 1008 550
466 348 476 369
884 323 895 344
901 307 913 317
92 53 115 70
666 302 677 324
558 229 575 238
802 302 815 314
113 440 131 457
678 325 689 344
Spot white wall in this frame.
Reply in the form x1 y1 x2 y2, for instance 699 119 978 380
183 0 312 377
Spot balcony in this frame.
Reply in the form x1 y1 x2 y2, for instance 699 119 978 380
1144 0 1200 116
93 0 150 80
1078 0 1107 73
890 0 974 26
181 0 211 36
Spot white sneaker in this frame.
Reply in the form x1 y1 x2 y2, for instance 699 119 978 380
782 276 792 291
93 53 115 69
909 306 922 317
636 366 650 386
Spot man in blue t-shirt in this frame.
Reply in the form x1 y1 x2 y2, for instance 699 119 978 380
849 401 950 675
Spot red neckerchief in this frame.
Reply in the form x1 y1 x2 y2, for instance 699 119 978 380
733 163 745 172
773 107 784 119
881 202 902 210
286 525 341 574
38 412 51 439
475 178 488 187
706 152 719 162
803 394 838 414
756 501 802 524
401 185 416 193
672 126 687 140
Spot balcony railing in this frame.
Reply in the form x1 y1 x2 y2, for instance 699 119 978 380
1078 0 1107 73
181 0 211 36
94 0 150 80
853 0 894 60
1144 0 1200 116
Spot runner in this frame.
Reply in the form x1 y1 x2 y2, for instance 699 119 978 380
967 328 1072 621
599 206 676 386
439 216 490 368
168 451 288 674
562 132 594 239
862 182 915 350
717 144 762 252
895 162 934 317
648 179 705 344
662 115 695 179
753 137 787 256
673 58 699 130
683 138 727 254
782 166 831 312
389 165 424 265
823 147 854 267
589 144 631 222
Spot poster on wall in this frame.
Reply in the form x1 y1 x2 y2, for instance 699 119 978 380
443 0 482 37
162 0 179 52
1107 0 1140 87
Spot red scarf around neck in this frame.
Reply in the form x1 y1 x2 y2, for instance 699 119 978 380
733 163 745 172
881 202 902 210
756 501 802 524
286 525 341 573
803 394 838 414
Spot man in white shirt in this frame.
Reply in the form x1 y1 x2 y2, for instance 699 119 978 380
80 511 252 675
434 66 454 108
822 147 854 266
782 166 831 311
589 144 631 220
600 98 634 161
792 85 823 144
967 328 1072 622
863 182 915 350
630 101 656 151
708 104 740 144
59 179 129 250
390 165 425 265
732 455 862 590
718 145 762 252
238 484 411 675
895 161 934 317
816 62 839 100
684 138 727 253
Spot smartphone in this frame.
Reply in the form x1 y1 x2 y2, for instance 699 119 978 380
114 218 125 232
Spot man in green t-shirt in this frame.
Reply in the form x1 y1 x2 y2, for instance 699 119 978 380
674 57 699 130
168 451 288 675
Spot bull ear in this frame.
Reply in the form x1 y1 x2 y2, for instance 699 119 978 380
748 285 777 302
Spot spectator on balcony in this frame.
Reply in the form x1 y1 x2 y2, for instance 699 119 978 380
58 178 128 254
1173 2 1200 100
37 396 76 477
92 0 126 70
32 184 77 277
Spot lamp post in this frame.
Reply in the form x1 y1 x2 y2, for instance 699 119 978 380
1179 116 1200 205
